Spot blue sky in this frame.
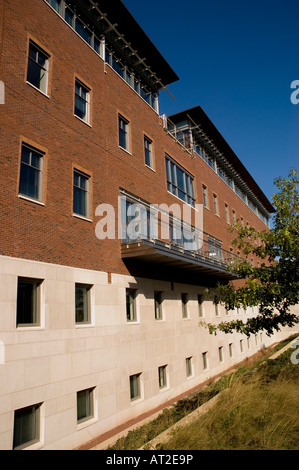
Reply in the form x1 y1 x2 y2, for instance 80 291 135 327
123 0 299 207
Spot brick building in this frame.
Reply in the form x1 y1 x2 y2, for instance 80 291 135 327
0 0 296 450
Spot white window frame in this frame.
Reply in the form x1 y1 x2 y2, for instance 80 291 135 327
19 143 44 203
158 365 168 390
218 346 224 363
213 194 219 216
27 40 50 95
198 294 204 318
202 351 208 370
77 387 96 427
73 169 90 219
144 135 153 169
75 283 94 326
181 293 189 319
119 115 130 152
74 78 91 125
16 277 44 328
202 184 209 208
186 357 193 378
129 373 142 401
154 291 163 320
126 288 138 323
13 403 43 450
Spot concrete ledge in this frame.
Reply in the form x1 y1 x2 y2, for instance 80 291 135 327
139 392 225 450
268 336 299 360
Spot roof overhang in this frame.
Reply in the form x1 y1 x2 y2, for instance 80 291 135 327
169 105 275 214
78 0 179 90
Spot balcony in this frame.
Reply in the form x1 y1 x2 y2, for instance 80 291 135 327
120 197 241 284
121 236 240 282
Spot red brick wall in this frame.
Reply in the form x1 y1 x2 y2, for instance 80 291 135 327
0 0 270 277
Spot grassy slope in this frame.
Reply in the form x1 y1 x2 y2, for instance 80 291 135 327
108 335 299 450
158 346 299 450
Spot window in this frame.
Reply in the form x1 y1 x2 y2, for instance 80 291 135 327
119 115 130 151
213 194 219 216
17 277 42 326
27 40 49 94
154 291 163 320
186 357 193 377
13 404 41 449
19 144 44 202
130 373 141 401
214 295 219 316
158 365 168 389
218 346 224 363
48 0 61 12
247 337 251 349
198 294 204 317
202 184 209 208
65 4 74 26
74 79 90 124
165 156 195 207
240 339 244 353
75 283 91 324
208 237 222 262
77 388 94 423
202 352 208 370
126 288 137 322
225 203 230 224
181 293 188 318
144 136 153 168
229 343 233 358
75 18 92 45
73 169 90 218
232 210 236 224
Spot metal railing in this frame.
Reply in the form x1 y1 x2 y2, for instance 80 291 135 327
121 217 241 271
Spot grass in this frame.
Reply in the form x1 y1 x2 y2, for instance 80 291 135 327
156 343 299 450
108 334 299 450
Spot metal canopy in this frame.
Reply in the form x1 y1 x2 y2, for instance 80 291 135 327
79 0 179 91
169 105 275 214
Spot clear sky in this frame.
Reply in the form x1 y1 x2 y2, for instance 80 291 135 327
123 0 299 207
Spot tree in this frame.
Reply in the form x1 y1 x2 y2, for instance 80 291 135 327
205 169 299 336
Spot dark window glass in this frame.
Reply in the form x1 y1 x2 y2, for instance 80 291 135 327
119 116 129 150
77 389 93 422
75 18 92 45
27 41 49 93
17 278 40 325
144 137 153 167
49 0 61 12
126 289 136 321
73 170 89 217
74 80 89 122
154 291 162 320
75 284 90 323
130 374 140 400
19 145 43 201
65 6 74 26
13 405 40 449
165 156 195 207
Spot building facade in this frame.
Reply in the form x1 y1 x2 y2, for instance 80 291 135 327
0 0 297 450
